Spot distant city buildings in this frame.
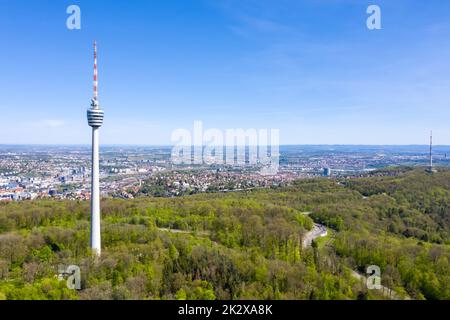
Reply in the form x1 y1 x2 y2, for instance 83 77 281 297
1 144 449 202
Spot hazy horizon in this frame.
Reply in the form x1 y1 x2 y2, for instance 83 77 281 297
1 143 449 148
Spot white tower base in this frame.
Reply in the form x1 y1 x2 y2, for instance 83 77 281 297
90 127 101 256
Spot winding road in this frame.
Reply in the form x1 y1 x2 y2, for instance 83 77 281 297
159 216 409 300
301 219 410 300
302 223 328 248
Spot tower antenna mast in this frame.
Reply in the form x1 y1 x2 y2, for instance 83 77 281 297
428 131 435 174
93 40 98 104
430 131 433 170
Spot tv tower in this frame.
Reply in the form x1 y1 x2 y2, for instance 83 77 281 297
87 41 104 255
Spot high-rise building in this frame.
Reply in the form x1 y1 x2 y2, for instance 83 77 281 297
87 41 104 256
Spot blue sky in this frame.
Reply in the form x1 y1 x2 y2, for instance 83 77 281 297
0 0 449 145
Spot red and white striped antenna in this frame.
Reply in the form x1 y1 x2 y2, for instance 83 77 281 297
93 41 98 105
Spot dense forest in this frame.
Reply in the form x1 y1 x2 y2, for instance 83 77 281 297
0 168 448 300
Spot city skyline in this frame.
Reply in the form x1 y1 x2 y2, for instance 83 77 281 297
1 0 450 145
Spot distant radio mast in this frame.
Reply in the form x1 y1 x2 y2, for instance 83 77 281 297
428 131 435 174
430 131 433 169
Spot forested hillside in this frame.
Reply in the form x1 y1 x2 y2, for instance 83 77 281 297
0 168 448 300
